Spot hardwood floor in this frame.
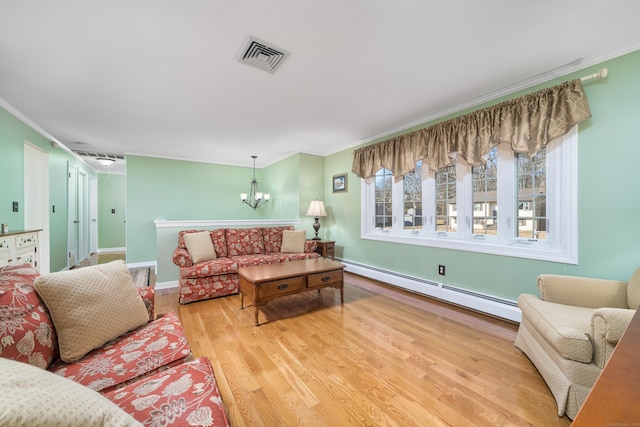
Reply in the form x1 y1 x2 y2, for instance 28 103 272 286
84 253 567 425
155 273 570 427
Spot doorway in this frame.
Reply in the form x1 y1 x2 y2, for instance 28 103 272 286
23 142 50 273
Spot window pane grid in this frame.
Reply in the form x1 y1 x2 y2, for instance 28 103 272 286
375 168 393 229
436 163 457 232
516 149 547 240
472 147 498 235
403 160 422 230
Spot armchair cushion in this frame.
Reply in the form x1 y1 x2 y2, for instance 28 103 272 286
591 307 636 368
518 293 593 363
0 265 58 369
537 274 628 308
104 357 229 427
0 357 141 427
627 267 640 309
34 261 150 362
48 312 192 393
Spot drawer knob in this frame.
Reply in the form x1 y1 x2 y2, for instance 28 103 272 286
322 275 331 282
277 283 289 290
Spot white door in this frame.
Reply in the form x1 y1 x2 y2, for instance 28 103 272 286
24 142 50 273
89 176 98 255
67 163 78 268
78 170 88 262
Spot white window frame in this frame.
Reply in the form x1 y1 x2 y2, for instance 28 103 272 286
361 126 578 264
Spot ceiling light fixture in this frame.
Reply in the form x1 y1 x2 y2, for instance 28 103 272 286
241 155 270 209
96 157 115 167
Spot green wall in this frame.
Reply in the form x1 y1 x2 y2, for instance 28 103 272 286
98 174 126 249
134 153 325 282
321 50 640 301
4 49 640 304
0 107 96 272
126 154 325 266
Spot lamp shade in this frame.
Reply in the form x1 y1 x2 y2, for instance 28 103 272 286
306 200 327 217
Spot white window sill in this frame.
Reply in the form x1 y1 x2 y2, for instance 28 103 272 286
361 232 577 264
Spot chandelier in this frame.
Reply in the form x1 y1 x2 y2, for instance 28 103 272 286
241 155 270 209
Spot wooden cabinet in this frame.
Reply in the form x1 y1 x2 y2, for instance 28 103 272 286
0 230 41 270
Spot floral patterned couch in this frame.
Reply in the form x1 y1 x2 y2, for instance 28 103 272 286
0 263 229 426
173 226 319 304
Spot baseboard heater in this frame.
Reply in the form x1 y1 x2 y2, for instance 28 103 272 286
340 259 521 323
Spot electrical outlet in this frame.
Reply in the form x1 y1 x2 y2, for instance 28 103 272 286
438 265 446 275
12 202 18 212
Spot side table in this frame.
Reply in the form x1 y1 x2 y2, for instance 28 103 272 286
312 240 335 260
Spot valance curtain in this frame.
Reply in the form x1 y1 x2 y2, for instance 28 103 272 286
352 79 592 182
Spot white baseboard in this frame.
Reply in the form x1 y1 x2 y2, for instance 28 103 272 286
127 260 157 270
151 258 522 322
97 247 126 253
155 280 178 292
341 259 522 323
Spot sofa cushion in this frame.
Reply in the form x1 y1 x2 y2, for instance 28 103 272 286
627 267 640 310
518 293 594 363
0 357 142 427
180 258 237 279
0 264 58 369
178 229 228 259
233 254 286 269
262 226 294 253
226 228 265 256
183 231 217 263
103 357 229 427
48 312 192 392
34 260 150 362
281 230 306 253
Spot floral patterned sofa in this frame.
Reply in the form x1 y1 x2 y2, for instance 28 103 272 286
0 262 229 426
173 226 319 304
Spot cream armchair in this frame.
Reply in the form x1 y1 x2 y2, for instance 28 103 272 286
514 269 639 419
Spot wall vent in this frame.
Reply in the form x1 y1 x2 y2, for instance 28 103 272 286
237 35 290 74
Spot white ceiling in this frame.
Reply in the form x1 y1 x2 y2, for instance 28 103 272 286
1 1 639 174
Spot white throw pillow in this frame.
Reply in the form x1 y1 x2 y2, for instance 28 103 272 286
280 230 306 253
0 357 142 426
183 231 217 263
34 260 150 362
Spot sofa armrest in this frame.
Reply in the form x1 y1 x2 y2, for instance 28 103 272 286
537 274 628 308
304 240 317 253
590 307 636 368
172 247 193 268
137 286 155 321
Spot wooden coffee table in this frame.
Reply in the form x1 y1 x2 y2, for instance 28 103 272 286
238 258 344 326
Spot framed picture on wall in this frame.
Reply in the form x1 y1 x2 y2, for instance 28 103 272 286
332 173 348 193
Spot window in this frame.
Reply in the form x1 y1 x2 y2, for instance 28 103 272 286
472 147 497 236
361 127 578 263
516 150 546 240
403 160 422 231
435 162 457 233
374 168 393 230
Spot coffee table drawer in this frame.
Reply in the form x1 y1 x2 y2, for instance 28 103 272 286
307 269 343 288
259 276 305 298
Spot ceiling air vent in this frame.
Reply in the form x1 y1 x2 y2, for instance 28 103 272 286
74 151 125 161
237 35 290 74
